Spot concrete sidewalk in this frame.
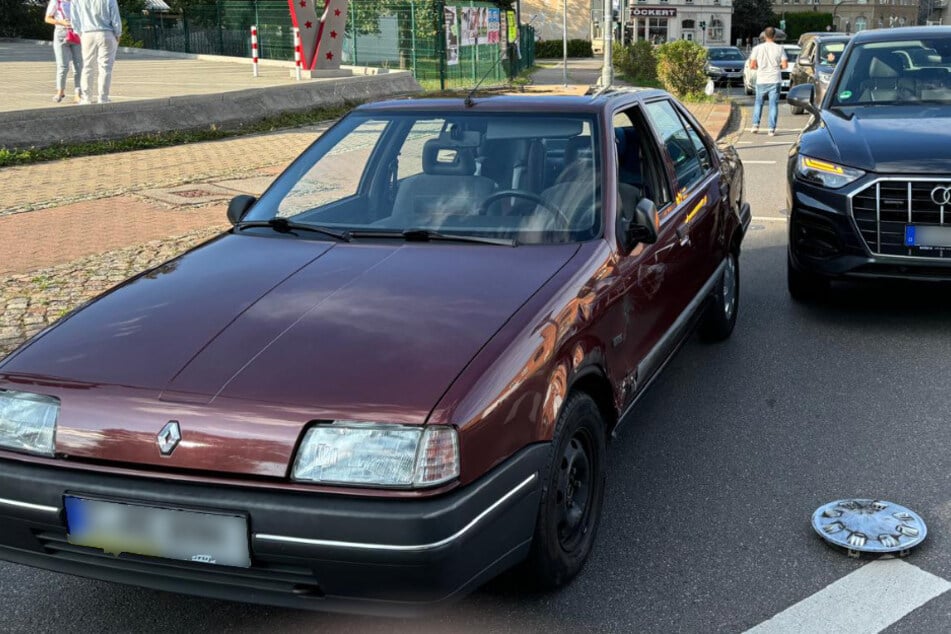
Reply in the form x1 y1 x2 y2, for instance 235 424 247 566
0 40 419 149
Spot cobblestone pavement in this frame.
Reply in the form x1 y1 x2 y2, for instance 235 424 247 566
0 227 221 357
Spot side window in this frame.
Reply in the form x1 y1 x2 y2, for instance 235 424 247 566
613 108 672 212
678 108 713 173
278 119 387 217
396 118 447 180
644 100 704 195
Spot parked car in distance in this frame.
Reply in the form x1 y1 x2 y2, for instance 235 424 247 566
744 44 801 95
789 34 851 113
706 46 747 86
797 31 848 47
0 90 750 613
786 26 951 300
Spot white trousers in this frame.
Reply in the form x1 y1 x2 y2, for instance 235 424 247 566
80 31 118 102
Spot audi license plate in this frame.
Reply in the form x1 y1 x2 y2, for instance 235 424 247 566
904 225 951 249
64 496 250 567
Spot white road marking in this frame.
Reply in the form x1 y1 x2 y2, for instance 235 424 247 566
752 216 787 223
743 160 777 164
745 560 951 634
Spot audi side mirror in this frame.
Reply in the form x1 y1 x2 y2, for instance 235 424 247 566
788 83 819 117
227 195 256 225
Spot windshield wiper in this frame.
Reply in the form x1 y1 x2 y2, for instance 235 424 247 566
348 228 517 247
234 217 351 242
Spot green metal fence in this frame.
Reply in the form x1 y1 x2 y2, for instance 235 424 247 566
124 1 535 90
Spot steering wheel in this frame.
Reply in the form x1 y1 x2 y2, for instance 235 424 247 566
478 190 571 226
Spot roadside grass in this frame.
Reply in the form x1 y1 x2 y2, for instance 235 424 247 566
0 102 356 169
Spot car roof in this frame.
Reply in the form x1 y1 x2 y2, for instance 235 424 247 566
849 25 951 44
798 31 848 45
355 89 671 116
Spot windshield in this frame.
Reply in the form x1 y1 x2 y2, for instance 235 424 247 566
830 36 951 107
708 48 744 61
249 112 602 244
785 47 800 63
818 41 846 66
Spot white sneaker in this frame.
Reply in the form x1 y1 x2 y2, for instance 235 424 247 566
768 129 776 136
78 97 91 105
99 97 111 104
750 125 759 134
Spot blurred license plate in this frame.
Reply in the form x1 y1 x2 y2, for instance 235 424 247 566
64 496 250 567
904 225 951 248
782 80 790 88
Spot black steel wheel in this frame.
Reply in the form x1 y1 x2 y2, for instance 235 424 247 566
699 251 740 342
524 392 606 590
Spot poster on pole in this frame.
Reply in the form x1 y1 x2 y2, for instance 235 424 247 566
444 6 459 65
487 8 500 44
477 7 489 42
460 7 476 46
506 10 517 44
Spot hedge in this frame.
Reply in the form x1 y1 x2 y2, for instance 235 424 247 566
535 38 593 58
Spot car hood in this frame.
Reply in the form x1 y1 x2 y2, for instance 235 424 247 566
708 59 745 69
1 234 579 476
816 107 951 173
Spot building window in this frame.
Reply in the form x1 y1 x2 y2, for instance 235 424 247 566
710 18 724 41
682 19 696 29
855 16 868 30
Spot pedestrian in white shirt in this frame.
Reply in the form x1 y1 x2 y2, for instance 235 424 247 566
749 26 788 136
70 0 122 104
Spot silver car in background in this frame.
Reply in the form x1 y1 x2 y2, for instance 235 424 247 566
744 44 801 95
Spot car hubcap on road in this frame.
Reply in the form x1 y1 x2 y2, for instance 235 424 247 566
723 254 737 320
556 431 593 552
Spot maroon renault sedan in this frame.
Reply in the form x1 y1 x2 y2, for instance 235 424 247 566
0 90 749 614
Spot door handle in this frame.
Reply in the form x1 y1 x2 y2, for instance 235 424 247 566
676 226 691 247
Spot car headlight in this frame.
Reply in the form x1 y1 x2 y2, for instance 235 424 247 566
795 155 865 189
0 389 59 456
818 71 834 84
292 423 459 488
707 66 724 75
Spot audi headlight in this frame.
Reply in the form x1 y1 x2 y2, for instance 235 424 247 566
292 423 459 488
795 155 865 189
0 389 59 456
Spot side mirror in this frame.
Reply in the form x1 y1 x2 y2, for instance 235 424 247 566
787 83 819 117
798 56 814 67
619 196 659 253
227 195 256 225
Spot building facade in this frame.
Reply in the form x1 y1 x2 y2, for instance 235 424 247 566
521 0 733 45
628 0 734 45
775 0 920 34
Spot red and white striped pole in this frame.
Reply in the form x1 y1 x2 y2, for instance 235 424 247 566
250 25 259 78
293 27 302 81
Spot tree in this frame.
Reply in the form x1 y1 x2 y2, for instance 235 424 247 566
731 0 777 44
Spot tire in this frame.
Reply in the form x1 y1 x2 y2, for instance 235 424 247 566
699 251 740 342
787 253 829 302
524 392 606 590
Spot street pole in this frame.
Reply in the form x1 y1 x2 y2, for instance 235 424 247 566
563 0 568 86
600 0 613 87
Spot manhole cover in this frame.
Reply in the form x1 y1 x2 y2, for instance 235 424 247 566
812 499 927 558
174 189 219 199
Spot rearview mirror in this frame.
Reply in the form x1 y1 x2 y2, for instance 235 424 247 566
227 195 256 225
619 197 659 253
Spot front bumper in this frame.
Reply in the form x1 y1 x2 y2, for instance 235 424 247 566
788 176 951 282
0 444 546 616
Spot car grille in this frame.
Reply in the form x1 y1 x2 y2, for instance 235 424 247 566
851 179 951 259
33 530 325 597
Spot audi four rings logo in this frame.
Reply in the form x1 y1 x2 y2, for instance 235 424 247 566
931 185 951 206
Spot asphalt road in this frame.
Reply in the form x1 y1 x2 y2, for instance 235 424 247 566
2 87 950 633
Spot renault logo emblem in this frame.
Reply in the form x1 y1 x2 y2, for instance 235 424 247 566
157 420 181 456
931 185 951 206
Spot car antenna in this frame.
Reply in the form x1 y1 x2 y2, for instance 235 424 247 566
465 15 539 108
